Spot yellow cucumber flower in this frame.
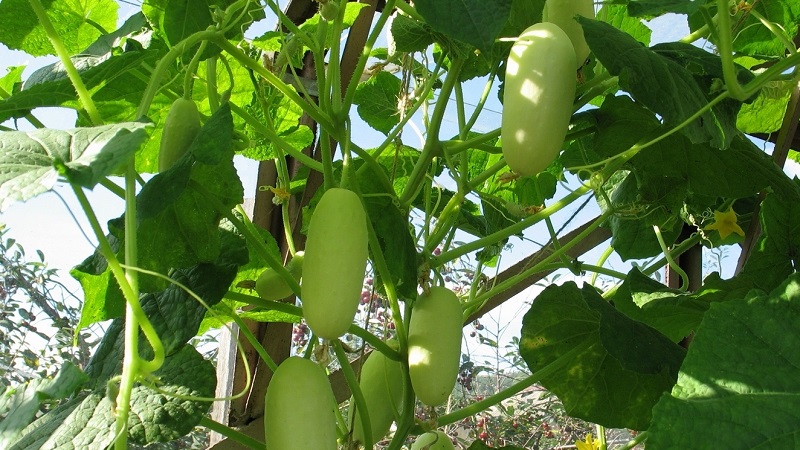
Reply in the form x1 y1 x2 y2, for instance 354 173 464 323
576 433 600 450
704 207 745 240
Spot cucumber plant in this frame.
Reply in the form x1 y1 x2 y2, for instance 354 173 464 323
1 0 799 449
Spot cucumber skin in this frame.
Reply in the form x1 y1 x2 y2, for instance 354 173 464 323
301 188 369 339
351 349 405 445
502 22 577 177
407 287 463 407
264 357 337 450
543 0 595 67
158 98 201 172
411 431 456 450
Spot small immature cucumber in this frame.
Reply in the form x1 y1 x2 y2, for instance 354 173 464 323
158 97 201 172
408 287 463 406
502 22 577 177
264 357 337 450
411 431 456 450
301 188 369 339
543 0 595 67
254 251 304 301
350 348 405 445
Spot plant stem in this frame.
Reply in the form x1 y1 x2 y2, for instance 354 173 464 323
433 340 592 427
399 57 466 207
228 102 323 172
28 0 102 125
213 37 335 132
200 417 264 449
332 340 372 450
434 185 591 266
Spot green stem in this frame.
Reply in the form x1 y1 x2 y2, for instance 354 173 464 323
332 340 372 450
590 245 614 286
224 291 402 361
230 312 278 372
617 431 648 450
748 8 797 54
228 102 324 171
200 417 263 449
136 29 222 118
462 210 609 312
434 185 591 266
654 225 688 291
206 56 220 111
71 185 162 448
183 41 209 97
467 159 507 190
641 232 703 278
29 0 102 125
213 37 335 132
191 181 300 296
398 57 466 206
443 128 502 156
715 0 749 101
433 340 592 427
341 0 397 111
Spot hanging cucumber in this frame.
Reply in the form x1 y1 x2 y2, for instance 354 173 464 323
158 97 201 172
502 22 577 177
301 188 369 340
543 0 595 67
408 286 463 407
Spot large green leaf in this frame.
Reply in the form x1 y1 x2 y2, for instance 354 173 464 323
353 72 403 135
0 50 161 125
414 0 512 53
626 0 704 17
648 273 800 449
0 363 88 449
609 269 710 343
580 18 737 149
8 346 215 449
0 122 150 212
519 282 685 429
0 0 118 57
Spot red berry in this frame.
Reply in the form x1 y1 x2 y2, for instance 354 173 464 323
479 432 488 440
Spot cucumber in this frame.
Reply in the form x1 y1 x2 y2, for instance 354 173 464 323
543 0 595 67
264 357 337 450
255 251 304 301
411 431 456 450
301 188 369 339
158 97 201 172
502 22 577 177
407 287 463 406
351 348 405 445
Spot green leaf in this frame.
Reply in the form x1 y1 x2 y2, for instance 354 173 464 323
353 72 402 135
0 66 25 95
70 231 125 332
579 18 735 149
0 363 88 449
389 14 436 53
626 0 704 17
737 79 794 134
519 282 685 429
609 269 710 342
0 50 160 124
648 273 800 449
9 346 215 448
599 4 651 46
359 168 419 300
500 0 545 38
128 345 215 444
602 172 683 261
414 0 512 53
0 0 118 57
737 191 800 291
467 440 525 450
242 90 314 162
731 0 800 58
0 122 150 212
